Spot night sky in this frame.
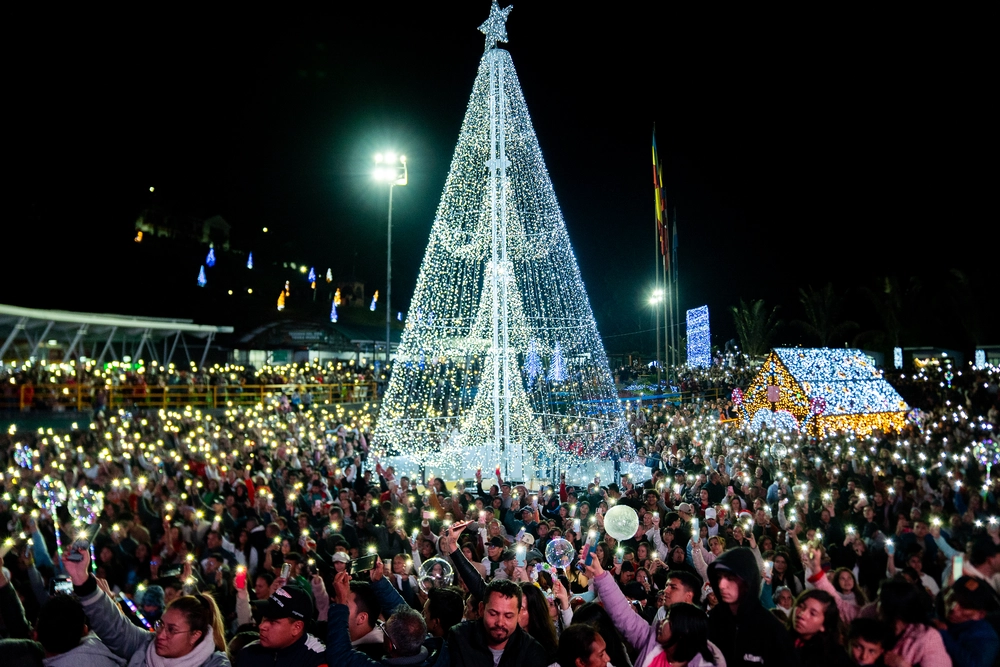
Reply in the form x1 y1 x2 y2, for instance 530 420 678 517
6 5 995 355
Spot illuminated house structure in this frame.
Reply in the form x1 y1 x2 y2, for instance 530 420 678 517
738 348 909 436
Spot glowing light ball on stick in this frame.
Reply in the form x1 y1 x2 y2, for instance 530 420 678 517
544 537 576 569
418 557 454 592
68 486 105 525
14 444 33 469
33 477 68 511
604 505 639 541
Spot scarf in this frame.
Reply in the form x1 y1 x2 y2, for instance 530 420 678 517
144 627 217 667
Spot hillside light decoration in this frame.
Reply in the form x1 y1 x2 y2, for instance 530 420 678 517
247 252 254 270
372 2 631 478
374 151 409 365
197 266 207 288
738 348 909 437
206 247 216 268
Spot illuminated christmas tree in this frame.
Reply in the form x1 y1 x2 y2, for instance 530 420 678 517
372 2 631 477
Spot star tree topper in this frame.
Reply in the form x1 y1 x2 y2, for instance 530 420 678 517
479 1 512 50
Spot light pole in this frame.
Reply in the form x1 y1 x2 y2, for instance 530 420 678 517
374 152 408 368
374 151 408 368
650 289 664 387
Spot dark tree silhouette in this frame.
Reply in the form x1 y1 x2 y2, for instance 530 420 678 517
731 299 781 358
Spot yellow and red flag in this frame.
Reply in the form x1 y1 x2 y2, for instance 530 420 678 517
652 131 669 267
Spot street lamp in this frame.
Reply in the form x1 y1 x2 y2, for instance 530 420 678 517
374 152 408 367
649 289 664 386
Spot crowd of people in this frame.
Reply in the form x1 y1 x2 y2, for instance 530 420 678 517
0 360 380 412
0 357 998 667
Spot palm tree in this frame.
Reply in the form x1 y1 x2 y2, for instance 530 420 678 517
854 276 921 354
731 299 781 358
792 283 858 347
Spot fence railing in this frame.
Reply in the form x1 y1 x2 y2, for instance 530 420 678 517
617 386 726 405
5 382 378 412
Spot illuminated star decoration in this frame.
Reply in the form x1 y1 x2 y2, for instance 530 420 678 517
479 1 512 50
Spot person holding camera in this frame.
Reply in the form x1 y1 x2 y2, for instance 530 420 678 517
61 546 230 667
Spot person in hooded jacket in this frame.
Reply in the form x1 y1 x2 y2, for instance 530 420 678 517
706 547 799 667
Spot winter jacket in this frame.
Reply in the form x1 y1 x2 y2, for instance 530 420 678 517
0 580 31 639
889 623 951 667
592 571 725 667
789 633 851 667
42 633 127 667
238 632 328 667
327 604 438 667
446 619 547 667
74 575 230 667
940 619 999 667
706 548 799 667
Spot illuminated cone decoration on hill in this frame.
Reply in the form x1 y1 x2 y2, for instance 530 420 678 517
372 2 631 477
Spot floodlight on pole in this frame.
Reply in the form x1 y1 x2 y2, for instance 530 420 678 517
374 151 408 368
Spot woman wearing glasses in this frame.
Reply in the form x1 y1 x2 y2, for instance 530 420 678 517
63 547 230 666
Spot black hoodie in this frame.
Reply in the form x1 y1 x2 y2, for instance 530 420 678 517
707 547 800 667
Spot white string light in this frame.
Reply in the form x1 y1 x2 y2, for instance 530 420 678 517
373 8 630 474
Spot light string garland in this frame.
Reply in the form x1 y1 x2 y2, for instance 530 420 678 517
372 4 631 475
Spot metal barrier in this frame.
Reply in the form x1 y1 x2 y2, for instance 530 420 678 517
618 386 726 405
10 382 378 412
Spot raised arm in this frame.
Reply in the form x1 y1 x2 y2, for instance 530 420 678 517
369 557 408 615
439 521 486 601
64 547 152 660
587 560 656 650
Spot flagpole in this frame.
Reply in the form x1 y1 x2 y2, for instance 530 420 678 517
672 207 680 371
653 195 661 387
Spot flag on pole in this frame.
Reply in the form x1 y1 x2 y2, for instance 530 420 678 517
652 131 670 268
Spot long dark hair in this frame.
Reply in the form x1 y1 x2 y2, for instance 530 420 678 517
572 602 631 667
789 590 842 654
662 603 713 664
520 583 558 658
877 578 932 629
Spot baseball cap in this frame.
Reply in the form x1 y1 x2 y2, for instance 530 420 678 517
705 507 717 520
488 537 505 549
519 533 535 546
677 503 694 515
331 552 350 564
253 584 313 621
501 549 517 562
949 576 998 611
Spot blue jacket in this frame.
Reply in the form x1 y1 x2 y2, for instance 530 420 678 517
941 619 999 667
327 605 438 667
